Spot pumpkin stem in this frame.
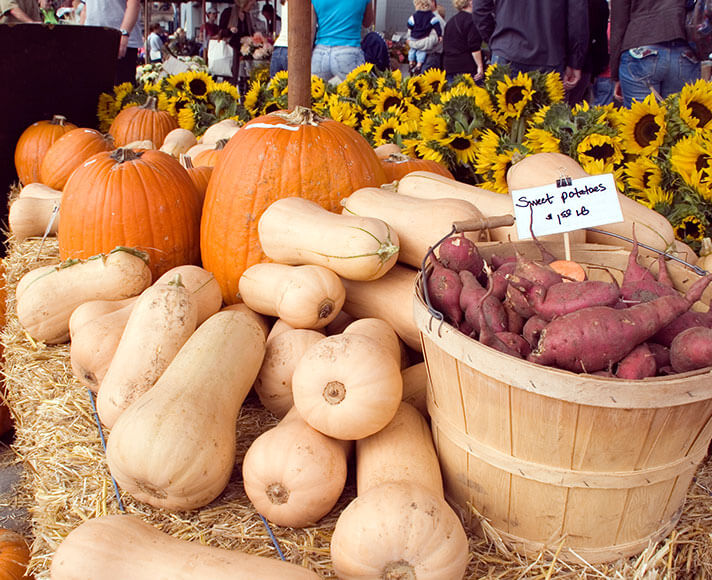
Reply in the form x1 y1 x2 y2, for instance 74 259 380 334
382 560 416 580
265 482 290 505
50 114 68 125
277 106 324 126
386 153 410 163
141 95 159 111
111 148 144 164
317 299 335 320
179 153 194 170
214 138 229 150
323 381 346 405
510 150 527 166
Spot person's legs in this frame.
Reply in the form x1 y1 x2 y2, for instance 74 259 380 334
311 44 332 81
592 76 616 107
329 46 365 82
269 46 288 77
660 44 701 97
618 47 661 107
421 50 441 72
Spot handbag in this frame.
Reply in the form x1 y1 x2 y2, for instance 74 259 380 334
207 39 235 77
686 0 712 61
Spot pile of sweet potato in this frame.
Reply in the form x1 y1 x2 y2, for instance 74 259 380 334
425 234 712 378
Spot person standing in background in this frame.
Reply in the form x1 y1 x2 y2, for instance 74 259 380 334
472 0 588 92
422 0 446 71
269 0 287 77
199 6 220 60
147 23 166 64
0 0 40 23
443 0 484 82
81 0 141 85
310 0 373 83
219 0 258 90
610 0 700 107
407 0 443 74
566 0 610 105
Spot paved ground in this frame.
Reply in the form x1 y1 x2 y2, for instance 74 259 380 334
0 432 30 535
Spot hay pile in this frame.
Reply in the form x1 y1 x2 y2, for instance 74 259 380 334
3 236 712 579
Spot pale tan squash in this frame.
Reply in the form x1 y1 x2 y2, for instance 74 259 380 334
330 402 469 580
16 248 152 344
254 328 324 418
258 197 400 281
70 299 137 392
324 310 355 335
200 118 241 144
18 182 63 199
291 333 402 440
401 361 429 416
239 263 345 329
9 194 61 241
342 317 406 369
123 139 155 150
341 187 487 268
672 238 699 267
50 514 320 580
185 142 215 159
154 264 223 326
341 264 421 352
222 303 271 340
506 151 590 191
69 295 137 339
242 407 350 528
373 143 402 160
97 276 199 428
159 127 198 157
106 309 266 510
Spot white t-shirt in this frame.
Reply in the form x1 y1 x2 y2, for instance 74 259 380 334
83 0 143 49
147 31 164 61
273 1 288 48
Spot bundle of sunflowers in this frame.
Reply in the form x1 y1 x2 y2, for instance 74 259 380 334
96 63 712 251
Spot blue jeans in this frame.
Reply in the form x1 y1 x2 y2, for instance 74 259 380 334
270 46 288 77
311 44 365 82
491 53 565 76
408 47 427 65
592 76 616 107
618 41 700 107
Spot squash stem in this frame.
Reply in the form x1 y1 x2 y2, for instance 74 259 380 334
266 482 290 505
383 560 416 580
323 381 345 405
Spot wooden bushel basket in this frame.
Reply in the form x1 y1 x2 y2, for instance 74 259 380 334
414 240 712 564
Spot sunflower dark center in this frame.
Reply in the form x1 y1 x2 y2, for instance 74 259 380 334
189 79 208 96
689 101 712 127
676 218 702 239
505 86 525 106
634 114 660 146
381 127 396 140
383 96 401 110
695 154 711 172
642 170 653 189
584 142 615 160
264 102 281 113
450 136 472 151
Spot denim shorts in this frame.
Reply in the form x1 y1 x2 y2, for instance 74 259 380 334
270 46 288 77
311 44 365 82
619 42 700 107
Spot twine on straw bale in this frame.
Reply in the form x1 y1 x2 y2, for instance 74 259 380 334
2 231 712 579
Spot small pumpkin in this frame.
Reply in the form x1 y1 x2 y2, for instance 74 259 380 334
179 154 212 202
200 118 241 144
14 114 77 185
159 127 197 157
380 152 454 182
0 528 32 580
58 148 202 279
201 106 387 303
39 128 113 190
191 138 228 168
108 96 178 148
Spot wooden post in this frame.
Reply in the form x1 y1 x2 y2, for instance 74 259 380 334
287 0 312 110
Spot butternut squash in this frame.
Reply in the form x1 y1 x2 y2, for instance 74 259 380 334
341 264 421 352
373 142 402 160
123 139 155 150
68 295 137 340
239 263 345 329
159 127 197 157
70 298 136 392
401 361 429 416
242 407 350 528
8 194 61 242
96 276 199 428
222 303 271 340
16 247 152 344
200 118 241 144
324 310 355 335
330 402 469 580
291 333 402 440
106 309 266 510
154 264 223 326
342 317 406 369
254 328 324 418
18 182 62 199
258 197 400 281
341 187 486 268
50 514 320 579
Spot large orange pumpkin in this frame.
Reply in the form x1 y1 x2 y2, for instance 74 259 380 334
108 96 178 148
380 153 454 182
0 528 32 579
39 128 114 190
200 107 387 303
58 148 202 279
14 115 78 185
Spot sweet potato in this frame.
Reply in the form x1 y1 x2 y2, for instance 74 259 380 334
620 236 677 303
426 261 463 324
615 343 657 379
647 342 670 370
490 261 515 301
549 260 587 282
460 271 507 335
437 233 484 279
522 315 548 348
670 326 712 373
527 273 712 373
495 331 531 357
476 284 522 358
652 309 712 347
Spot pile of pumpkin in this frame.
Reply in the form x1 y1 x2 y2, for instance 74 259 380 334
7 101 706 579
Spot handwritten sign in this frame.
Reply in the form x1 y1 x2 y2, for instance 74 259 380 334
511 173 623 239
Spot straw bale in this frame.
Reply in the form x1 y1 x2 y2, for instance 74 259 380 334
2 233 712 579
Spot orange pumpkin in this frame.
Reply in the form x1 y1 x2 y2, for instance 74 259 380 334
200 106 387 303
380 153 454 182
39 128 114 190
0 528 32 579
180 155 212 203
58 148 202 279
14 115 78 185
108 96 178 148
191 139 228 168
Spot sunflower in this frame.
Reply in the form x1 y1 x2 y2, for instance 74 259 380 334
419 104 448 140
494 72 535 120
344 62 375 83
415 140 449 165
678 78 712 132
210 81 240 102
523 127 560 153
177 107 196 132
623 155 664 193
419 68 447 93
373 86 406 114
543 72 564 103
329 100 361 129
670 134 712 187
674 215 705 243
575 132 624 169
440 131 478 164
637 186 674 213
267 71 289 96
618 93 666 156
165 72 189 93
156 92 172 112
97 93 119 132
242 81 263 115
371 116 402 146
183 71 213 100
311 75 327 101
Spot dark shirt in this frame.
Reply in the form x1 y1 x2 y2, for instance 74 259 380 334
408 9 443 40
443 10 483 76
586 0 609 77
472 0 588 70
609 0 688 81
